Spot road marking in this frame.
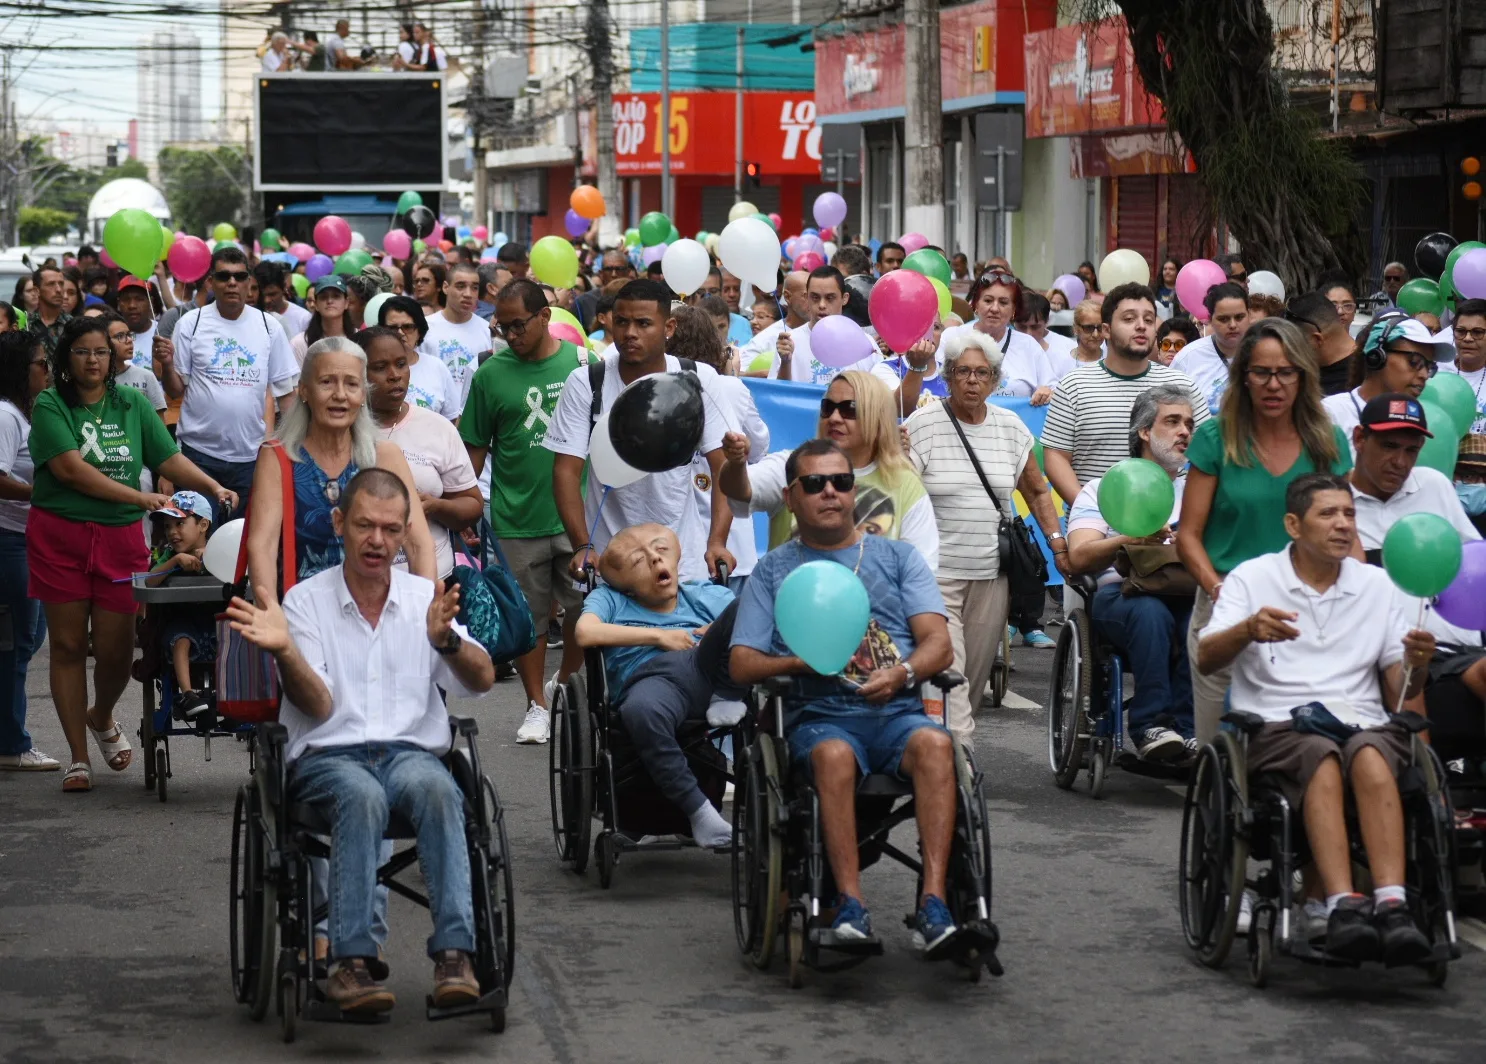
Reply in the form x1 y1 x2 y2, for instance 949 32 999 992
1459 916 1486 952
1000 691 1041 711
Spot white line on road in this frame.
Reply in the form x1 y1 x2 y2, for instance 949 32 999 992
1459 916 1486 952
999 690 1041 710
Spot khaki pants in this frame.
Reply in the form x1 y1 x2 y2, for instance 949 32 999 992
1187 586 1232 744
939 575 1010 742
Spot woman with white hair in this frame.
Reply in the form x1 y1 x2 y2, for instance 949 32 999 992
903 329 1070 742
261 30 306 72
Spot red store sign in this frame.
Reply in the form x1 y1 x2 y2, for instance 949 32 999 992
1023 17 1164 137
586 92 823 177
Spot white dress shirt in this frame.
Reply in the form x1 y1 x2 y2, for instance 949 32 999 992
279 565 482 762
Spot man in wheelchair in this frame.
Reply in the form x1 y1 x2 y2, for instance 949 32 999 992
729 439 962 957
1196 473 1437 964
574 523 739 848
225 469 496 1013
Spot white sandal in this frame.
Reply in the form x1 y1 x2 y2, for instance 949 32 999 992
62 761 92 793
88 719 132 772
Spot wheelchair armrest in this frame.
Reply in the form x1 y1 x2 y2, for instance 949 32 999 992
1391 710 1431 734
1068 573 1100 598
929 669 965 693
450 716 479 737
258 722 289 749
760 675 793 697
1220 710 1267 737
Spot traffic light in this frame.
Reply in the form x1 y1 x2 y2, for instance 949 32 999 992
1464 156 1482 201
745 161 761 188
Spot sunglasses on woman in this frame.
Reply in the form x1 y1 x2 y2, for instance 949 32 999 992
790 472 856 495
819 398 857 420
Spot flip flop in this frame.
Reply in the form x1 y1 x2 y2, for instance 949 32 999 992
62 762 92 793
88 718 132 772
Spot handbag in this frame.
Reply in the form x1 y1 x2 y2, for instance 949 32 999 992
1290 701 1360 744
945 410 1048 596
215 440 296 724
1113 543 1198 598
446 522 538 665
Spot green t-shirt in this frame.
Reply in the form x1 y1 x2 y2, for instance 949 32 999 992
1185 418 1352 574
28 384 180 525
459 340 583 538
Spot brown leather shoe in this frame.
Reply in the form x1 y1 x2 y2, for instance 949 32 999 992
326 958 396 1013
431 950 480 1007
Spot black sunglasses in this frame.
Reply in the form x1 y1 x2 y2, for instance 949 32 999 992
819 398 858 420
791 472 855 495
214 270 250 283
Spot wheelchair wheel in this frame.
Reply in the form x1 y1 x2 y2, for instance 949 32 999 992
1088 743 1108 799
1179 734 1248 968
230 782 277 1020
950 745 993 923
1048 613 1092 789
731 735 783 968
473 774 517 995
278 970 297 1044
141 698 156 792
1247 908 1272 989
595 831 616 889
1410 742 1458 985
786 914 805 989
548 674 593 873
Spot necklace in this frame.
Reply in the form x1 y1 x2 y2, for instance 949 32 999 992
796 534 866 574
80 395 106 424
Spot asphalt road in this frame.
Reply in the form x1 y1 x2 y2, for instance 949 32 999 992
3 624 1485 1064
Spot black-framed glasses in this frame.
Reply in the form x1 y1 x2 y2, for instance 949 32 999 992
495 313 539 336
819 397 858 420
790 472 855 495
107 330 133 345
213 270 249 283
1455 327 1486 342
1383 273 1407 283
1388 349 1439 377
1246 366 1300 385
1228 270 1249 284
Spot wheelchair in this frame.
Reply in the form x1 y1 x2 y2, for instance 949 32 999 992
730 670 1002 986
1179 709 1461 987
230 718 514 1042
1046 574 1189 797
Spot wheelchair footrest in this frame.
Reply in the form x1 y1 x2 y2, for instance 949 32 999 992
1114 751 1191 780
425 987 507 1022
302 1000 391 1025
809 926 883 956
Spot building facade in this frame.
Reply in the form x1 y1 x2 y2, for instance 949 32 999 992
136 29 205 166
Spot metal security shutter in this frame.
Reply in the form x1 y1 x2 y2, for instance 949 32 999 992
1113 175 1159 270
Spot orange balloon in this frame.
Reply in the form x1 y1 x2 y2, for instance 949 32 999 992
438 239 454 251
1463 157 1482 177
570 185 606 220
1466 181 1483 202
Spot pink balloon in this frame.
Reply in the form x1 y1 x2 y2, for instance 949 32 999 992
1174 259 1229 321
768 212 782 230
288 241 314 263
869 269 939 353
793 251 825 272
382 229 412 260
819 226 836 242
811 315 875 368
472 225 488 242
549 323 586 347
99 248 117 269
898 232 929 255
313 215 352 256
167 235 212 284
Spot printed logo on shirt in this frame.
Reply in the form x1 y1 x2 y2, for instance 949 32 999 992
1205 374 1227 413
522 380 566 449
694 471 711 493
202 337 261 383
437 339 475 379
78 419 134 478
407 382 439 411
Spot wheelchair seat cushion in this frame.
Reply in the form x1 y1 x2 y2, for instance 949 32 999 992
787 710 948 782
1246 719 1412 812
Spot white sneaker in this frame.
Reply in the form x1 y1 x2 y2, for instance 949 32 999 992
1135 726 1184 762
542 669 561 711
516 702 550 744
1235 890 1254 936
0 748 61 771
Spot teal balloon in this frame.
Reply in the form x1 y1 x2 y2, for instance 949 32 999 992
1422 374 1478 439
774 561 870 675
396 190 423 214
638 212 671 247
667 223 681 244
1396 278 1444 317
1416 400 1460 475
1096 458 1175 538
1383 512 1463 598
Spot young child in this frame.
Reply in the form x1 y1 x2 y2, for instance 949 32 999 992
145 490 218 721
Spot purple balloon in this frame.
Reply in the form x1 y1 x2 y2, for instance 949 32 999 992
305 253 334 282
1435 539 1486 628
794 234 825 258
813 191 848 230
642 243 668 266
1454 248 1486 300
565 208 589 239
811 314 875 368
1052 273 1086 306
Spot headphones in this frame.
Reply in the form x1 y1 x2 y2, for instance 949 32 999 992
1362 310 1411 373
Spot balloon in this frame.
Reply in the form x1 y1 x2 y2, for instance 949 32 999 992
898 232 929 255
753 213 774 230
437 239 454 253
570 185 606 220
1383 511 1463 598
718 217 781 289
802 227 819 237
258 227 281 251
1435 540 1486 628
1174 259 1228 320
813 191 848 229
564 209 589 238
667 224 681 245
166 234 212 284
456 226 472 241
608 372 705 473
793 252 825 272
549 322 586 348
290 273 310 298
704 234 720 256
480 246 500 262
349 231 367 251
638 211 671 247
363 292 391 324
823 241 838 260
820 227 836 242
212 222 237 242
902 248 951 286
793 233 825 258
395 190 424 214
401 205 438 240
492 232 509 246
1051 273 1086 306
747 352 773 373
1097 459 1175 538
624 228 641 248
728 201 758 223
661 239 710 295
413 239 427 255
774 561 871 675
1452 249 1486 300
1415 231 1457 281
810 315 875 368
305 254 334 282
1247 270 1286 302
768 212 782 230
782 238 798 261
1397 278 1445 317
213 240 239 253
842 274 875 328
158 224 174 261
102 208 164 280
868 269 938 353
313 215 352 256
99 247 118 269
1416 400 1460 475
1440 241 1486 304
382 229 412 260
930 277 951 318
288 241 314 263
1422 374 1478 439
549 307 584 334
530 234 579 287
1098 248 1150 291
333 250 372 276
589 410 647 489
472 225 488 242
641 243 667 267
202 519 246 583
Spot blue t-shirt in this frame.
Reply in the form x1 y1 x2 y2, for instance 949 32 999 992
730 535 945 723
582 581 735 697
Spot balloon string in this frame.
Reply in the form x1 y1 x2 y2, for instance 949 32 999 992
582 485 611 571
1395 598 1428 715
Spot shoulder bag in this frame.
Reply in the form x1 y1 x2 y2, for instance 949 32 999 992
446 520 538 665
1113 542 1198 599
945 410 1048 596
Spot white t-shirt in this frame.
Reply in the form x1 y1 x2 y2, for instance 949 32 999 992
276 302 312 338
1042 329 1079 369
1435 362 1486 435
1206 549 1408 727
691 375 770 577
417 42 448 71
771 320 880 384
378 405 479 579
543 354 727 583
325 32 347 65
937 324 1052 397
423 311 490 406
129 321 158 370
1067 475 1187 586
115 363 166 411
738 318 787 363
0 399 33 534
397 40 416 64
1321 387 1368 459
262 48 287 72
1170 335 1233 415
407 351 462 420
174 303 298 463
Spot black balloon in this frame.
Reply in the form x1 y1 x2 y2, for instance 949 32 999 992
608 372 705 473
1415 231 1458 281
842 273 875 328
401 205 437 239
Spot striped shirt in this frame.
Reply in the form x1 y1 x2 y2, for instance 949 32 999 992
904 401 1033 580
1040 360 1209 486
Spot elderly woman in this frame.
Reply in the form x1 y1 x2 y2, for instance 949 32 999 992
903 331 1069 741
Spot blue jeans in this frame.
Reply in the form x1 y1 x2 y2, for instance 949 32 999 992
1092 584 1193 738
178 442 254 524
0 528 46 756
290 743 474 961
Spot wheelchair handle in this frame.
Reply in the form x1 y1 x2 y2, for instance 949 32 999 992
714 560 730 586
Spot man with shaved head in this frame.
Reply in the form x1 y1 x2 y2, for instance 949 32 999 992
574 524 741 846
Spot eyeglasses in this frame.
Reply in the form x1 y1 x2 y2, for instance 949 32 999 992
978 269 1017 286
1388 349 1439 377
108 331 133 345
1158 337 1187 352
1075 322 1102 334
69 347 112 361
213 270 249 283
1455 327 1486 342
951 366 993 382
29 358 48 368
387 322 419 336
1246 366 1301 385
1228 271 1249 284
790 472 855 495
819 397 858 420
1330 299 1357 313
1384 274 1406 283
496 313 539 336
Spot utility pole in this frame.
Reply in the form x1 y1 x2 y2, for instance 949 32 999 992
734 26 744 203
0 48 15 249
660 0 671 219
587 0 621 239
902 0 943 245
472 1 488 229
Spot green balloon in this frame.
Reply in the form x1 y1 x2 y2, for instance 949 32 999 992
624 228 641 247
1441 241 1486 304
1383 511 1463 598
1396 278 1444 317
667 223 681 244
694 230 710 244
102 207 165 280
212 221 237 242
1096 458 1175 538
1422 374 1479 438
413 238 427 254
290 273 310 298
333 249 372 275
638 212 671 247
530 234 580 287
752 212 773 230
259 227 282 251
1416 399 1461 476
396 190 423 214
902 248 952 287
1032 439 1045 474
214 239 238 252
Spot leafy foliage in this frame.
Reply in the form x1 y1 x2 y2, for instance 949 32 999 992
18 206 75 244
22 137 153 233
157 147 250 236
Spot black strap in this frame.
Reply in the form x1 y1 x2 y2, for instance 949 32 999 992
589 357 697 430
945 410 1005 517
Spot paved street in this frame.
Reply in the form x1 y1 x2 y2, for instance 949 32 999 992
3 633 1485 1064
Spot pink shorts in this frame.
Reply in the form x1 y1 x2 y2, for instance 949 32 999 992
27 506 147 614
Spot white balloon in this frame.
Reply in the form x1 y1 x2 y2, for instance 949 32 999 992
1247 270 1285 302
718 217 781 290
661 239 710 296
822 241 838 260
349 231 367 251
589 410 647 489
363 291 392 325
203 518 246 583
728 201 759 223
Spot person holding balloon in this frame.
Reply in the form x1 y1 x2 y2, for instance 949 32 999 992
1320 312 1452 458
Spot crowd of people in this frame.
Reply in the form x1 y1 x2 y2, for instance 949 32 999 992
257 19 449 74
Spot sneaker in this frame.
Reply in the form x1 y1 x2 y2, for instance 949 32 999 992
1022 629 1056 649
0 748 60 771
542 669 561 711
1135 726 1185 762
1301 899 1329 944
325 958 395 1013
912 894 959 959
1181 736 1200 761
516 702 550 744
1235 889 1253 936
831 895 873 941
431 949 481 1007
1325 894 1381 961
546 618 564 649
174 689 211 722
1373 897 1432 966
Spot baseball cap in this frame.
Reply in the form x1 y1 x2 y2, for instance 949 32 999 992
313 273 348 294
151 490 214 523
1359 392 1433 437
1366 313 1455 361
117 275 149 292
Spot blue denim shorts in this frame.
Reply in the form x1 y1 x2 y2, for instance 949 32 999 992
788 710 947 779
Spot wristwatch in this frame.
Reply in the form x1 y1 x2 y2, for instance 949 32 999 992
900 661 918 688
432 630 462 656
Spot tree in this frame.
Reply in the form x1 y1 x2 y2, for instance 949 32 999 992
157 147 250 236
18 206 74 244
1070 1 1365 290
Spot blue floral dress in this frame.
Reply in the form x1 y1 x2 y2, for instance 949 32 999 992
292 448 360 581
